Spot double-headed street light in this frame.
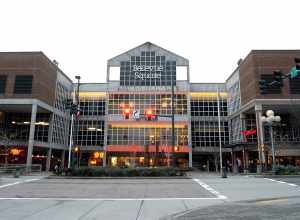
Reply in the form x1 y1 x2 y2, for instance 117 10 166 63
261 110 281 173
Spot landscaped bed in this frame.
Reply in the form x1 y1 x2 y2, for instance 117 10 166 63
60 167 186 177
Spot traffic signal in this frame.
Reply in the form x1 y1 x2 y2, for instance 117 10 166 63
273 70 284 87
65 99 73 110
290 57 300 79
145 109 153 121
258 80 268 94
123 108 131 119
71 104 78 114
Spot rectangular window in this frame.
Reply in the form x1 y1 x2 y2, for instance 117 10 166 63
14 75 33 94
0 75 7 94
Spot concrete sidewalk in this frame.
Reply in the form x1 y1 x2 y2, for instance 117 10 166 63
191 172 300 202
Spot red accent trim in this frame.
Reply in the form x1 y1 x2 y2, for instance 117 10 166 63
241 129 257 142
106 145 189 153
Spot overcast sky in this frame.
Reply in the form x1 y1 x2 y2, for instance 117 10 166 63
1 0 299 83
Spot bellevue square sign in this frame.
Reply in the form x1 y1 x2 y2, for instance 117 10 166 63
133 65 163 80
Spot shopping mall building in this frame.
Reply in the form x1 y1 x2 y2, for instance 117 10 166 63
0 42 299 172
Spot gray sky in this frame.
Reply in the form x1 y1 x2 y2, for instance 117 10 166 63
1 0 299 83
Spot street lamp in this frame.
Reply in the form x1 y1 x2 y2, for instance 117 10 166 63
67 75 81 169
261 110 281 173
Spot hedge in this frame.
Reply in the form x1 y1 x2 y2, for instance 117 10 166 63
64 167 184 177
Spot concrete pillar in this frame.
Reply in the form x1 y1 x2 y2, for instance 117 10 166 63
61 150 65 169
255 104 265 173
26 103 37 170
46 148 52 172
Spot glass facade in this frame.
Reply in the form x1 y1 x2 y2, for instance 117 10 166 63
190 94 227 117
74 120 104 146
79 95 106 116
191 121 229 148
107 124 188 147
54 82 71 113
190 92 229 149
108 93 187 115
120 51 176 86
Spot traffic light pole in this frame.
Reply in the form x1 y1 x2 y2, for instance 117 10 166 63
67 113 74 169
67 76 81 169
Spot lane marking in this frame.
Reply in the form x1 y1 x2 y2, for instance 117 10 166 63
264 178 298 187
0 178 41 189
192 178 227 199
0 182 21 189
0 197 224 201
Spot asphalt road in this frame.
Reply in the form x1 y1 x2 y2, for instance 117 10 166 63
272 176 300 186
1 174 300 220
0 178 214 199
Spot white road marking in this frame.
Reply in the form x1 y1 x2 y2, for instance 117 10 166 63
264 178 298 187
0 182 21 189
0 178 41 189
0 197 224 201
192 178 227 199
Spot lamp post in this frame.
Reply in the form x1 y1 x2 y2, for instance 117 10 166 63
261 110 281 173
67 75 81 169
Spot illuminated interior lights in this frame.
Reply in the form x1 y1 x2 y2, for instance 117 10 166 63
190 92 228 98
161 102 168 108
35 122 49 126
78 92 106 98
109 123 187 129
10 148 22 156
88 127 96 131
90 159 97 165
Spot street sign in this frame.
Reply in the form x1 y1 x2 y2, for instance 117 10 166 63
133 110 140 120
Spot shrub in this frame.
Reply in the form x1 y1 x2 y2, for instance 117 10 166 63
275 165 298 175
66 166 182 177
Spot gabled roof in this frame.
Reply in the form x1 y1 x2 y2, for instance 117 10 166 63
107 42 189 66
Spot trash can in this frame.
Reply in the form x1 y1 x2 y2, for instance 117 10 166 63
221 167 227 178
14 167 20 178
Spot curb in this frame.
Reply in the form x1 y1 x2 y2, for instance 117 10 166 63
250 175 300 178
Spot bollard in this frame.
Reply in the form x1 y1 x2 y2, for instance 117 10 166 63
221 167 227 178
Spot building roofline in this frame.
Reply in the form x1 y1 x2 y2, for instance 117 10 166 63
107 41 189 63
0 51 73 84
226 49 300 83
